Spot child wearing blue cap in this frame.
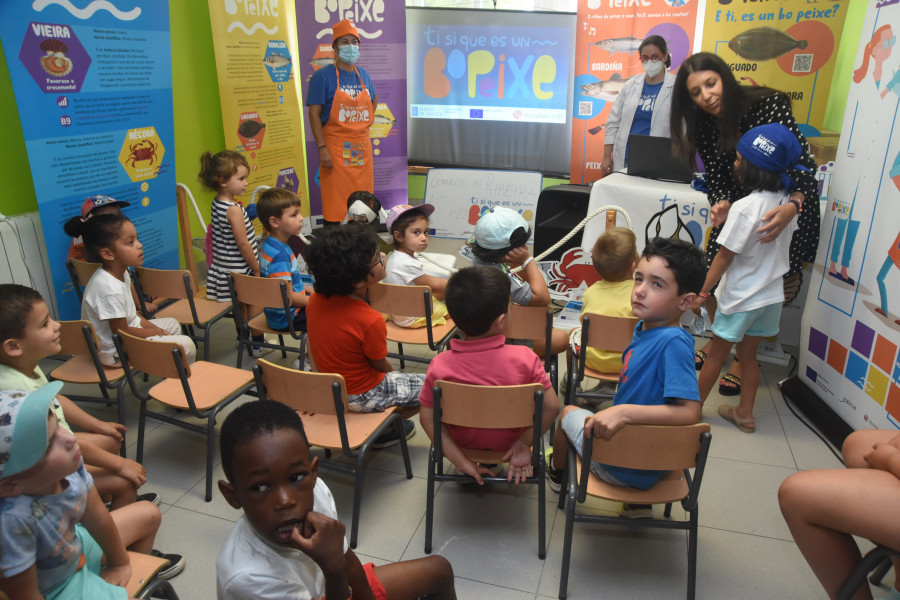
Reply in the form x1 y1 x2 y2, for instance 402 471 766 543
694 123 808 433
0 382 165 599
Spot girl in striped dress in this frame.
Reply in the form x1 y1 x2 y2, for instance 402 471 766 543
199 150 260 302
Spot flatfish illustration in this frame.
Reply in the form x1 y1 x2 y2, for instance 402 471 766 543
591 36 642 55
308 56 334 68
374 114 396 126
238 120 266 138
263 53 291 68
588 124 606 135
580 73 626 100
728 27 808 61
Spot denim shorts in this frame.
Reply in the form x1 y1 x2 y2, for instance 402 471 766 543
712 302 782 343
560 408 629 487
348 371 424 412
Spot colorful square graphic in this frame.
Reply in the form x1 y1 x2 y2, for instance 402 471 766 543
827 340 848 373
873 335 898 375
809 327 828 360
851 320 876 358
894 360 900 386
806 366 818 382
865 365 889 406
887 383 900 422
845 352 868 389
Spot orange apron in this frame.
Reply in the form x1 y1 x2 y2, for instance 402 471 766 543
320 63 375 222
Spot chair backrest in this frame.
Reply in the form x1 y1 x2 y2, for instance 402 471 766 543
505 304 553 341
582 313 639 353
57 320 98 357
585 423 711 472
434 381 543 429
229 271 290 310
115 330 189 380
368 282 431 319
67 258 101 289
255 359 349 415
135 266 195 300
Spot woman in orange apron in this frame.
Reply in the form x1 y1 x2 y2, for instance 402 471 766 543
307 19 377 226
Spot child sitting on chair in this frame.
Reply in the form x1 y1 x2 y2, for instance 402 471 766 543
216 399 457 599
546 238 704 518
419 266 560 485
257 188 310 334
304 223 421 447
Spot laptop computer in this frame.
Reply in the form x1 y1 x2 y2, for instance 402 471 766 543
626 135 694 183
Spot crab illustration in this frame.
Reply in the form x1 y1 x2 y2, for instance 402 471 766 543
127 140 158 167
545 247 600 295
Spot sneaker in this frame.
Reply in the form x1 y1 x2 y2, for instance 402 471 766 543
619 503 654 519
544 446 563 493
371 419 416 449
151 549 185 579
137 492 161 506
250 335 275 358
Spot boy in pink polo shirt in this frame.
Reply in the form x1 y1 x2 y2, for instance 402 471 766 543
418 266 560 485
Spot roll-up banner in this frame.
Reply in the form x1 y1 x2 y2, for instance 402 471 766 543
0 0 177 320
208 0 309 235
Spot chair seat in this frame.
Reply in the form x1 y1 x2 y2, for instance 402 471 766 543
149 361 253 410
582 366 621 383
460 446 535 465
385 318 456 344
299 406 397 450
155 297 230 325
49 355 125 385
125 551 169 597
248 312 287 337
575 456 689 504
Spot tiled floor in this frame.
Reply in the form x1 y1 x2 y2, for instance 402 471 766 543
47 239 891 599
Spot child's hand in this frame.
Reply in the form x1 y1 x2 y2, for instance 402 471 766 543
710 201 730 227
503 246 531 268
691 295 706 312
96 420 126 442
586 406 629 440
117 457 147 488
288 511 346 577
145 300 159 314
100 562 132 588
503 441 533 484
864 442 900 472
455 459 495 485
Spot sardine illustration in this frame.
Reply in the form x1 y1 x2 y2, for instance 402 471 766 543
263 53 291 68
728 27 807 61
308 57 334 68
580 73 626 100
591 36 642 55
588 124 606 135
374 114 396 126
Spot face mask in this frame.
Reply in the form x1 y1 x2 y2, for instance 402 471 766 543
642 59 664 78
338 45 359 65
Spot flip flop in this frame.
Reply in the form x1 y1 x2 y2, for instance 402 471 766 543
694 349 707 371
718 404 755 433
718 373 741 396
828 271 855 286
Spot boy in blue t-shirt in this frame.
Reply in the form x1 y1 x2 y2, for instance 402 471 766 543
546 238 705 515
257 188 310 332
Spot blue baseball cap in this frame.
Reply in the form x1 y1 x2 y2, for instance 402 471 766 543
736 124 810 189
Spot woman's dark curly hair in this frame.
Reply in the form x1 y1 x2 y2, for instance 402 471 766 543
305 222 380 297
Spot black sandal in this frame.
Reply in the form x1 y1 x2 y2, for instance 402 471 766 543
694 349 707 371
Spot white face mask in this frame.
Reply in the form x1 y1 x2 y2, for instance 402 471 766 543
643 59 664 78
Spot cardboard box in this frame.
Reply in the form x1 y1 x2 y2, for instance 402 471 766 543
808 131 840 164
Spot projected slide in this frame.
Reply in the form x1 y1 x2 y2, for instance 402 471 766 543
408 24 569 124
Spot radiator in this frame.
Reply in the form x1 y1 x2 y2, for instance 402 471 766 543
0 212 57 318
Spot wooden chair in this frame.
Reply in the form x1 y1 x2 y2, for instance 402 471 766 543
126 550 180 599
836 544 900 599
557 423 712 599
65 257 101 301
113 331 254 501
565 313 639 406
253 359 413 548
425 380 546 559
132 266 231 361
47 320 129 455
228 272 307 368
506 304 558 393
367 282 457 368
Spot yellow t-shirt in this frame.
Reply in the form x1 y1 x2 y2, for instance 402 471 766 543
580 279 635 373
0 363 70 431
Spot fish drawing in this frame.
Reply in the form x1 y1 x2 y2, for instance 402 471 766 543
263 53 291 68
588 124 606 135
580 73 626 100
308 56 334 68
238 120 266 138
591 36 643 55
728 28 808 61
374 114 396 126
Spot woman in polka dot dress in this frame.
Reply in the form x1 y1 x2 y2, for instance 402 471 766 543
670 52 820 394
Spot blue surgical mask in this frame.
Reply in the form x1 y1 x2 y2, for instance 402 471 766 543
338 45 359 65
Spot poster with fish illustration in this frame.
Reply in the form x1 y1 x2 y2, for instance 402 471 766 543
700 0 847 137
571 0 700 184
296 1 408 222
797 1 900 432
208 0 309 236
0 0 177 320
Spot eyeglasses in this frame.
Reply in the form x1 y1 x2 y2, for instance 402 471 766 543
370 252 385 270
639 54 663 63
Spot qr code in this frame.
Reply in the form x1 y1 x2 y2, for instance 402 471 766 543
792 54 813 73
578 101 592 116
